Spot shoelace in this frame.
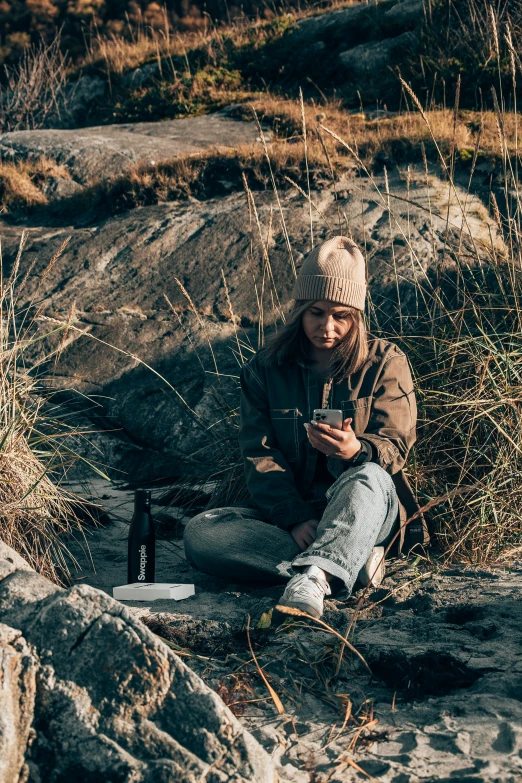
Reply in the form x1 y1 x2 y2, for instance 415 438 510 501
286 573 331 600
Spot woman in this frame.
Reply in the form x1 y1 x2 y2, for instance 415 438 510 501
184 236 428 619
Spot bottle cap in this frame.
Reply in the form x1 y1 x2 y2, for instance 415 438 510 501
134 489 151 502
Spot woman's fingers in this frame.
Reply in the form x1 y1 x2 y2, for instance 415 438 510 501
306 433 332 454
307 426 344 451
309 421 347 443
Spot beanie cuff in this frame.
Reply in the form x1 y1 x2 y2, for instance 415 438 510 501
291 275 366 311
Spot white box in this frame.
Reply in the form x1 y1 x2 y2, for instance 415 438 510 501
113 583 195 602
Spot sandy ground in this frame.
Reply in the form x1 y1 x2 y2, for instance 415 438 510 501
65 479 522 783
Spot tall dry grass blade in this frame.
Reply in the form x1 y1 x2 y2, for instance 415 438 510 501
315 126 343 233
246 614 285 714
173 277 220 382
251 106 296 276
299 88 314 249
220 268 244 363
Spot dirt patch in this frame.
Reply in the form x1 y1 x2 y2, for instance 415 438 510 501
371 650 483 698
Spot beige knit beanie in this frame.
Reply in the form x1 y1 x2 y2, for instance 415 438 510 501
291 236 366 311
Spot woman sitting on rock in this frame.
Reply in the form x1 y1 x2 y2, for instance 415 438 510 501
184 236 427 619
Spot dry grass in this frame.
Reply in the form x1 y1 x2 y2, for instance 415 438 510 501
0 36 70 132
0 157 71 211
253 98 521 164
150 606 379 748
0 235 100 583
70 0 522 128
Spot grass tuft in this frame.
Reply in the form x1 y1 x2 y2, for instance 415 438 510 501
0 157 71 211
0 236 101 584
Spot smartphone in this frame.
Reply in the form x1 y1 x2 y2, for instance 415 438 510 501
312 409 343 429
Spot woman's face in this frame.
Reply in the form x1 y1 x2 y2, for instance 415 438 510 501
301 300 353 350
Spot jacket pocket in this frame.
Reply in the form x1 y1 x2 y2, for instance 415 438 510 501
271 408 300 462
340 396 373 435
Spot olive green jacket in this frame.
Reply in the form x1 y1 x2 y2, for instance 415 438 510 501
238 337 429 553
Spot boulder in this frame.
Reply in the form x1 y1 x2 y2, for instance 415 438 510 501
291 1 380 45
64 75 107 127
0 108 268 184
288 0 420 52
338 31 419 77
0 540 273 783
384 0 424 25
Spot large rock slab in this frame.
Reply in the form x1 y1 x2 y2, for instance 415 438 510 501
0 168 502 481
0 540 273 782
0 108 266 183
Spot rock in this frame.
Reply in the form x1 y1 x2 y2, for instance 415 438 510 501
292 1 378 45
41 176 85 200
384 0 425 25
65 75 107 126
0 539 273 782
0 108 269 184
288 0 419 53
0 624 36 783
274 0 422 101
0 168 503 481
339 31 418 77
122 62 162 89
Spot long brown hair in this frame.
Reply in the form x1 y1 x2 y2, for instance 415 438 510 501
259 300 369 380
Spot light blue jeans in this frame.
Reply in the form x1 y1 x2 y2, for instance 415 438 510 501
184 463 399 594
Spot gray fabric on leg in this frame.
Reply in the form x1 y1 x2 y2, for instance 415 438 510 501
184 506 301 583
289 463 398 592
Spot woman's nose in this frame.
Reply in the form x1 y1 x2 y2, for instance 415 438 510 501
321 315 335 331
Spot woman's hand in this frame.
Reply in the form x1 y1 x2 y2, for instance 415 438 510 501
304 418 361 461
290 519 319 551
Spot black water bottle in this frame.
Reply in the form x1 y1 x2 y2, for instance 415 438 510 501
128 490 155 583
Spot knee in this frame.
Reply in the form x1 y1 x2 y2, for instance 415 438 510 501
184 510 223 565
331 461 394 495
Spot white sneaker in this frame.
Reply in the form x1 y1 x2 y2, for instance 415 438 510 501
358 546 385 588
277 572 331 619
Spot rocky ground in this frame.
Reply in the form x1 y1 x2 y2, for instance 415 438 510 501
64 479 522 783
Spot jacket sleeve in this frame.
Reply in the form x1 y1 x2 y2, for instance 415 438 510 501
358 352 417 474
239 361 317 529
